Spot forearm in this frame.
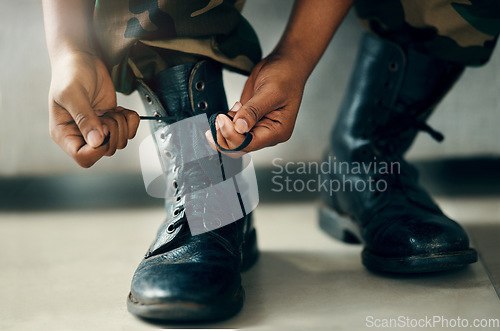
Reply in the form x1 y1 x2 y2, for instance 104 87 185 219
273 0 353 80
42 0 96 62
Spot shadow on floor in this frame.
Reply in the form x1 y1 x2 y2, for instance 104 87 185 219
133 250 489 329
466 223 500 298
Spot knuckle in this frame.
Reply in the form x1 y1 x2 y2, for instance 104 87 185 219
106 116 118 127
49 126 58 141
75 157 94 169
244 104 260 123
278 126 292 143
73 112 90 129
118 140 128 150
280 131 292 143
105 148 117 157
265 80 282 93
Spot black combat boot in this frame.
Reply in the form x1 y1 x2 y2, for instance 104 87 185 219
127 60 259 321
319 33 477 273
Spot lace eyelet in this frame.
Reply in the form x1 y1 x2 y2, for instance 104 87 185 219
176 196 182 202
198 101 208 111
154 112 162 123
160 131 166 141
163 150 172 158
195 81 205 91
145 94 153 104
167 223 176 233
173 208 180 217
388 61 399 72
172 180 178 189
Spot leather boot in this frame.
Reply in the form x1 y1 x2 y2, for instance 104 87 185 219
127 60 259 321
319 33 477 273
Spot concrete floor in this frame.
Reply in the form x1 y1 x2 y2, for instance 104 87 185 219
1 198 499 330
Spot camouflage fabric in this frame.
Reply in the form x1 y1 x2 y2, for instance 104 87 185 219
355 0 500 66
93 0 262 94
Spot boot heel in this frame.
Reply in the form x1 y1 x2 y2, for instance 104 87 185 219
319 204 362 244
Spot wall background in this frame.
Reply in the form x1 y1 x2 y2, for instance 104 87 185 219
1 0 498 176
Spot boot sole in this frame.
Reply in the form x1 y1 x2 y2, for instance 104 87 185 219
319 204 478 273
127 286 245 322
127 228 259 322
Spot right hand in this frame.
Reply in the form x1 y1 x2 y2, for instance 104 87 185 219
205 53 306 153
48 50 140 168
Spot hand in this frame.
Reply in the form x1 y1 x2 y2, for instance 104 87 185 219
205 54 306 153
48 50 140 168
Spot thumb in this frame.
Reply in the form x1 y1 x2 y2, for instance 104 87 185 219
65 93 106 148
233 86 277 134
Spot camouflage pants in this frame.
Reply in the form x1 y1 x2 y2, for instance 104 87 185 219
355 0 500 66
95 0 500 93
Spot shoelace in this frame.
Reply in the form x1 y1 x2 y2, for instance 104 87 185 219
140 112 249 236
366 113 445 206
140 115 180 123
375 113 445 151
413 121 444 142
208 112 253 152
141 113 253 152
166 155 228 234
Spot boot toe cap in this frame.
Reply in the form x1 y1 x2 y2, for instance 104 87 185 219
365 211 470 258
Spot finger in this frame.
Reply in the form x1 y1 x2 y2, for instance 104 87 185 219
232 85 281 134
241 116 293 153
240 79 254 105
121 108 140 139
100 116 119 156
226 101 242 119
56 88 106 148
106 110 128 150
217 114 246 150
240 63 262 104
60 132 109 168
205 130 218 151
49 102 106 167
215 117 229 150
244 125 283 152
208 124 245 159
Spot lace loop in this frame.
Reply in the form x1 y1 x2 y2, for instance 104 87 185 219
208 112 253 152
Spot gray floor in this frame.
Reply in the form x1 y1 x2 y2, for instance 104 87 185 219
1 198 499 330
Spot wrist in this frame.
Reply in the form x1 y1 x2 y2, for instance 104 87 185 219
267 47 312 83
49 41 96 63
